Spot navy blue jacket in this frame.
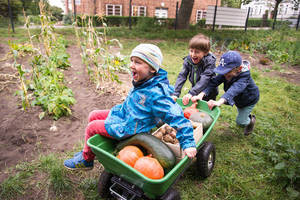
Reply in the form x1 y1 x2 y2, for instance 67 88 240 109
173 53 217 97
203 70 259 108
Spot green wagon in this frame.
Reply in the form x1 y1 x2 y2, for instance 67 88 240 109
87 99 220 200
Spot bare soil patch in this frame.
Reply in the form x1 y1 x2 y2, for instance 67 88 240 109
0 44 131 182
241 52 300 85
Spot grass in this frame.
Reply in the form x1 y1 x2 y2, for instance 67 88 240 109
0 27 300 200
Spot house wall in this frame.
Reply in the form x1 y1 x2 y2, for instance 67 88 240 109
241 0 299 19
66 0 220 24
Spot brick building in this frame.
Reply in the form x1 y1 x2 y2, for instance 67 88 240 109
65 0 221 24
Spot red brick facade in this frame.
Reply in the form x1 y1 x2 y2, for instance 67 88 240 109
66 0 220 24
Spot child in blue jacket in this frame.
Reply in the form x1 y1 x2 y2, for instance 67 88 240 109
196 51 259 135
64 44 197 170
172 34 218 105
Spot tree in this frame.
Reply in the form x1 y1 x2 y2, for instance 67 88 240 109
272 0 299 29
222 0 242 8
177 0 194 29
272 0 283 29
50 6 64 21
0 0 22 19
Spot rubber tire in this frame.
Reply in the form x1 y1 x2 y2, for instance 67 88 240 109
98 170 113 199
159 188 181 200
196 141 216 178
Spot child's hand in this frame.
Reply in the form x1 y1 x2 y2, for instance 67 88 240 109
171 96 177 102
207 98 226 110
182 94 192 105
207 100 218 110
184 147 197 158
191 92 205 103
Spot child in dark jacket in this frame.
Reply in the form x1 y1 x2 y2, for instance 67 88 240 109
172 34 218 105
196 51 259 135
64 44 197 170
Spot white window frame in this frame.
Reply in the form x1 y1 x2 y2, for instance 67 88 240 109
106 4 122 16
75 0 81 5
132 5 147 17
155 8 168 18
196 10 207 23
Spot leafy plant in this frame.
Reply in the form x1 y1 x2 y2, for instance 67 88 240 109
74 15 129 90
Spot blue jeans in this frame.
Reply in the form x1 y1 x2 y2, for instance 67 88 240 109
236 104 256 127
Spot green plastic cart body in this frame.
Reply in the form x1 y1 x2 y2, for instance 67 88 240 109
87 99 220 199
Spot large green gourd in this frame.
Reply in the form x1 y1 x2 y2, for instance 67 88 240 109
116 133 176 170
189 111 213 131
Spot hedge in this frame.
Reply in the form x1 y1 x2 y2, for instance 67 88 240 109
75 15 175 28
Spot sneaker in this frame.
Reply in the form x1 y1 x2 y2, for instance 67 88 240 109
244 115 256 136
74 151 83 157
64 153 94 170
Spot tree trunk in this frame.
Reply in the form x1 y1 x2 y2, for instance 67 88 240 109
272 0 283 30
177 0 194 29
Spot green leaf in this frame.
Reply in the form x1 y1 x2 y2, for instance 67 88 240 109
286 186 300 199
39 112 45 120
274 162 285 170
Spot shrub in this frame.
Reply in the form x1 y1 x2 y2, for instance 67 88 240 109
63 13 73 25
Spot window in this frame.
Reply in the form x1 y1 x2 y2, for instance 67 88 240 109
279 5 283 15
155 8 168 18
106 4 122 16
75 0 80 5
132 5 146 16
196 10 207 22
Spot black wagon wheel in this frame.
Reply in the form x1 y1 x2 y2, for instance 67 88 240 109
159 187 181 200
98 170 113 199
196 141 216 178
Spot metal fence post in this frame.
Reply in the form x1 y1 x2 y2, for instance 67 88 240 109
129 0 132 30
212 0 218 31
296 10 300 30
175 1 178 30
8 0 15 33
245 7 250 32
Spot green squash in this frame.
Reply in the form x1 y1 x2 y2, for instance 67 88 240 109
189 112 213 131
116 133 176 170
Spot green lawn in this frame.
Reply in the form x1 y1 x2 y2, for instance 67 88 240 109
1 27 299 200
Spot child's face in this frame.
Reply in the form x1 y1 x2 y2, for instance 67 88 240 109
130 56 155 82
189 48 207 64
224 66 241 81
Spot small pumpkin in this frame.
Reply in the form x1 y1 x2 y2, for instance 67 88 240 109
189 112 213 130
134 156 164 179
183 103 199 119
117 145 144 167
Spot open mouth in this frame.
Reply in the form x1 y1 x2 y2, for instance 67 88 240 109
132 71 138 80
192 57 199 63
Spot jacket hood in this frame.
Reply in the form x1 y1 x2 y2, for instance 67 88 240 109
135 68 170 88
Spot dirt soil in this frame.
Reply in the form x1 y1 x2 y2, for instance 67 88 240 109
0 43 131 182
0 42 299 183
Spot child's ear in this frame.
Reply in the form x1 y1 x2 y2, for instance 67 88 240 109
150 68 156 73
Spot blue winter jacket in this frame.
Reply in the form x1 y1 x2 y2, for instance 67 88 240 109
203 63 259 108
104 69 196 150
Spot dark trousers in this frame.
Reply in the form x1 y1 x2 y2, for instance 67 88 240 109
203 87 219 101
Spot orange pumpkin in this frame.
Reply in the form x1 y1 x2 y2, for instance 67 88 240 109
134 156 164 179
117 145 144 167
183 102 199 119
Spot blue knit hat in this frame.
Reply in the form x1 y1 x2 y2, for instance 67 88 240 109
130 44 163 72
214 51 242 75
